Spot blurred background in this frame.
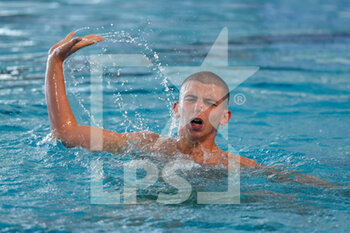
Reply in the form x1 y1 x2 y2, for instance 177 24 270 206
0 0 349 232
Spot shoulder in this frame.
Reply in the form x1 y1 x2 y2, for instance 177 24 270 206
126 131 161 147
224 152 259 167
125 132 179 154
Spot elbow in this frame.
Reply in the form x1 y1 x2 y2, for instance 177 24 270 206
60 139 76 148
51 126 77 148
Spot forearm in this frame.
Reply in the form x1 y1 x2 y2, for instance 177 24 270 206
45 51 131 153
45 55 78 135
264 167 331 187
44 33 135 153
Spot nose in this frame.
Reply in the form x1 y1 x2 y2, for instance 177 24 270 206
194 99 205 113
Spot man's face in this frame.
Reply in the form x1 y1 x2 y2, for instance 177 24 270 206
173 80 231 141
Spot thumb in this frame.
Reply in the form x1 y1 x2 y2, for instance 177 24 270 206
55 37 82 59
63 37 82 51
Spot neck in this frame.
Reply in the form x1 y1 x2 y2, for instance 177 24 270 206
174 136 224 166
175 131 221 156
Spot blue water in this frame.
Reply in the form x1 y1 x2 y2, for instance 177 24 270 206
1 0 350 232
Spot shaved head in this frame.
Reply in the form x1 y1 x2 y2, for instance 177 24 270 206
180 71 230 106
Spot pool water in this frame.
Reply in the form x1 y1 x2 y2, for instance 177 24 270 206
1 0 350 232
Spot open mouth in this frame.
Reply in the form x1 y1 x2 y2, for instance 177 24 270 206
190 117 203 130
191 118 203 125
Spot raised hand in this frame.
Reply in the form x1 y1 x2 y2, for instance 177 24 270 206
48 32 103 61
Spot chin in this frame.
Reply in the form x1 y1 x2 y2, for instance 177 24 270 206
179 125 211 142
186 129 206 142
187 134 201 142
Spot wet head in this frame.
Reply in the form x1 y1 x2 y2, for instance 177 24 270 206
173 71 231 142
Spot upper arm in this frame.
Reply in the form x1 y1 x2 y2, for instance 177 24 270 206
56 125 159 154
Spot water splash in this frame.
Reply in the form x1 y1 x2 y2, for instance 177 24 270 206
65 26 174 134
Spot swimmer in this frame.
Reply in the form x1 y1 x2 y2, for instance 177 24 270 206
45 32 257 168
46 32 330 186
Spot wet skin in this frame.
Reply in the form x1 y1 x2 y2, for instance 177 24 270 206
45 32 254 168
174 80 231 148
45 32 336 187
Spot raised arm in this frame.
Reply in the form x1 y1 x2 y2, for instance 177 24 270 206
45 32 158 153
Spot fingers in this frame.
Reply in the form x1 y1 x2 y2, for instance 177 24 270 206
82 34 103 42
49 32 103 58
49 31 77 54
49 37 82 60
65 32 76 41
63 37 82 51
70 34 103 53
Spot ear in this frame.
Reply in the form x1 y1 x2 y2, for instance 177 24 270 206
220 109 231 126
173 102 180 119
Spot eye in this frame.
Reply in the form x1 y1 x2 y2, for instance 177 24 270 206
205 100 217 107
184 96 197 102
